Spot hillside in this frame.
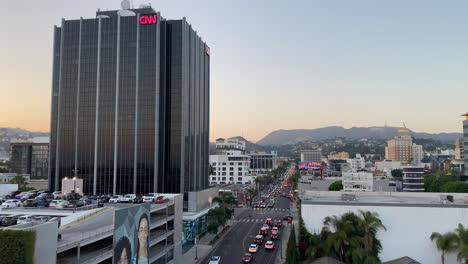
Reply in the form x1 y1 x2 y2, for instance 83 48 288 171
256 126 461 146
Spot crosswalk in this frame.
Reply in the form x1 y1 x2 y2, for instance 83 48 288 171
252 208 288 211
237 218 268 223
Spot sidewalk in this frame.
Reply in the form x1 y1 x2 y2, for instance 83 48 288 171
174 219 236 264
277 200 299 264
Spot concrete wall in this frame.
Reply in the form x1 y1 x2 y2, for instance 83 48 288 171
188 186 219 212
8 222 58 264
302 203 468 264
0 184 18 196
173 194 183 256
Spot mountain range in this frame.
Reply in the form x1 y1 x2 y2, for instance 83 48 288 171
255 126 462 146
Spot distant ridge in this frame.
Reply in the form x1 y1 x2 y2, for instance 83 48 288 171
256 126 462 146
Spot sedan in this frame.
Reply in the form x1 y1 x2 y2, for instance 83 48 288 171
242 253 253 263
270 233 279 240
260 203 266 208
265 241 274 250
1 199 22 208
272 227 279 235
23 199 39 207
253 235 264 245
208 256 221 264
274 220 282 228
265 218 273 226
248 244 258 253
258 228 268 236
2 215 19 226
154 196 169 204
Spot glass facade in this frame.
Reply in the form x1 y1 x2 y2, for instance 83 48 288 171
10 143 48 179
49 8 210 195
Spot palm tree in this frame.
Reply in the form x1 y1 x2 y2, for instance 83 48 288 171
323 214 361 262
213 192 238 210
254 176 264 191
246 188 257 207
357 210 386 252
456 224 468 263
347 248 380 264
430 232 459 264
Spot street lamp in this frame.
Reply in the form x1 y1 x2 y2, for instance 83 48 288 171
72 176 77 194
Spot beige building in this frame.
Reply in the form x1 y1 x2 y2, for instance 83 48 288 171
455 138 464 160
301 150 321 162
385 135 423 164
328 151 350 160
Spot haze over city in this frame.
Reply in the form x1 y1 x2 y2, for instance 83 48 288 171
1 0 468 142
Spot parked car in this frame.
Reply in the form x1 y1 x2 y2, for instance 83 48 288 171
6 190 21 199
154 196 169 204
80 197 94 205
52 191 62 199
36 199 50 207
143 193 158 203
67 200 85 208
18 215 35 224
0 196 5 204
120 194 137 203
98 195 111 203
2 215 19 226
2 199 22 208
36 193 54 201
49 200 61 207
38 216 52 222
15 192 29 199
56 200 69 209
23 199 39 207
133 196 143 203
109 195 124 203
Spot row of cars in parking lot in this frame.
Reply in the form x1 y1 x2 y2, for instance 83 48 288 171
0 191 171 209
0 214 59 227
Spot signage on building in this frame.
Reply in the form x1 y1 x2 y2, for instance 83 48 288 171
205 45 210 56
298 161 323 170
139 14 157 25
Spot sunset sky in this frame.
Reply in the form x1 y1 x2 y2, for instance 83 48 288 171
1 0 468 142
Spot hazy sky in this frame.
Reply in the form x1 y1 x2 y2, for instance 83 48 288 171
1 0 468 142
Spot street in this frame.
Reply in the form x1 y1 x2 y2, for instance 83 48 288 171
203 185 293 264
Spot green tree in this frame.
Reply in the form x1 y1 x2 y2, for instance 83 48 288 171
209 164 215 175
347 248 380 264
207 207 229 229
323 214 361 262
430 232 459 264
286 224 298 264
246 188 257 206
9 174 26 189
391 169 403 180
254 176 264 191
440 182 468 193
456 224 468 263
357 210 386 256
328 180 343 191
423 174 454 192
213 192 238 211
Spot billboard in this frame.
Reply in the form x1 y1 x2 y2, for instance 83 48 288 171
114 203 150 264
298 161 323 170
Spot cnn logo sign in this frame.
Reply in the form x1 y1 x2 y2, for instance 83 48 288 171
139 14 157 25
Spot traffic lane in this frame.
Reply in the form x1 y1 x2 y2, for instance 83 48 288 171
203 221 262 264
245 222 282 264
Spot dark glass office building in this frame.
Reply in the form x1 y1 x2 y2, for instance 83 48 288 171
49 7 210 196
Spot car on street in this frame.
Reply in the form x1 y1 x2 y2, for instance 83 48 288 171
272 227 279 235
282 192 286 197
265 241 274 250
265 218 273 225
109 195 124 203
259 227 268 236
2 215 19 226
208 256 221 264
154 196 169 204
17 215 34 224
260 203 266 208
143 193 158 203
2 199 22 208
253 235 264 245
254 202 260 208
270 233 279 240
242 253 253 263
262 224 270 230
274 220 282 228
120 194 137 203
248 244 258 253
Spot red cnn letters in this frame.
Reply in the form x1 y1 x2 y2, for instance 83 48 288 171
139 14 157 25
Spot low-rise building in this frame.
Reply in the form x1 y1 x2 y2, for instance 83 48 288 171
301 150 321 162
455 138 464 160
9 137 49 180
328 152 350 160
347 154 365 172
301 191 468 264
342 172 373 192
210 150 251 185
215 138 246 152
249 151 278 175
402 166 424 192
